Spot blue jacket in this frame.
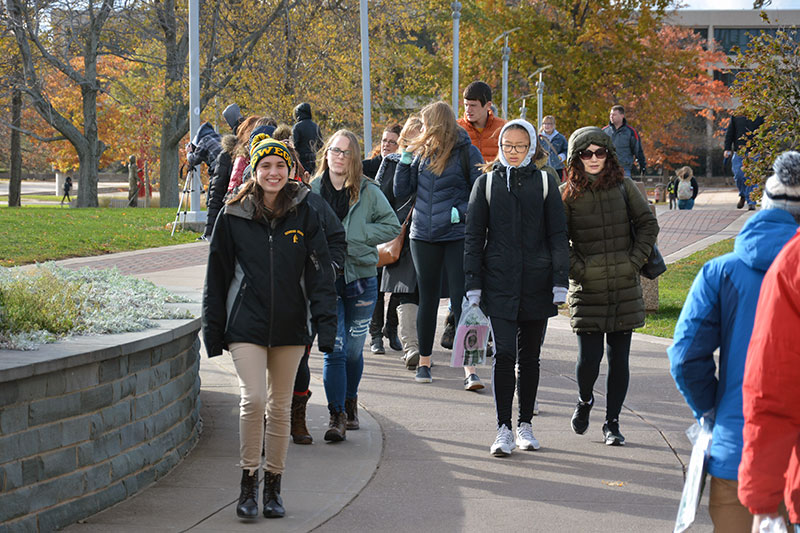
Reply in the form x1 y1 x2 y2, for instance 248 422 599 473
668 208 798 480
602 119 645 172
540 130 567 170
393 128 483 242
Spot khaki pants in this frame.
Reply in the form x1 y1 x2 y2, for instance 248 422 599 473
709 477 753 533
229 343 305 475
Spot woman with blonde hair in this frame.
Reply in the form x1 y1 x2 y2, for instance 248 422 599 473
394 101 484 386
311 130 400 441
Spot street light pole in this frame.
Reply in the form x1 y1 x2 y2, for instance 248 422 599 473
451 1 461 116
359 0 372 155
492 27 520 120
186 0 205 225
527 65 552 130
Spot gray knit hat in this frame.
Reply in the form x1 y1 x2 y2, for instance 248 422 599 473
567 126 617 166
762 151 800 217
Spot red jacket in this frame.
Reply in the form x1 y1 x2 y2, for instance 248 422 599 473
457 112 505 163
738 229 800 523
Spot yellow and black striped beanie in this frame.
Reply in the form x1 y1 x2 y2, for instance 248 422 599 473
250 133 293 171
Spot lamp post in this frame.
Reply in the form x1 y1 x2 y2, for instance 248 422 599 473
451 1 461 116
359 0 372 155
185 0 205 225
515 93 535 120
527 65 552 130
492 27 520 120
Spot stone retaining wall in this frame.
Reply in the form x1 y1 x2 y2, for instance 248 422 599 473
0 319 202 532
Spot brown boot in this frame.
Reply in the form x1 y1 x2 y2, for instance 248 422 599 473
324 407 346 442
290 391 313 445
344 396 359 430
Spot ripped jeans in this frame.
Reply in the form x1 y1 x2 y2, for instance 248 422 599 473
323 276 378 413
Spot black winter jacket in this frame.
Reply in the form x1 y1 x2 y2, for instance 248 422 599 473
363 154 382 180
465 162 570 320
292 103 322 174
188 121 222 175
394 127 484 242
202 182 338 357
203 134 236 237
724 115 764 153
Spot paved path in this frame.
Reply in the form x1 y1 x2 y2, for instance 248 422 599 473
59 189 751 532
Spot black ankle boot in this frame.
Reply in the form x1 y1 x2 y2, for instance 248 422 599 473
236 469 259 519
440 311 455 349
263 471 285 518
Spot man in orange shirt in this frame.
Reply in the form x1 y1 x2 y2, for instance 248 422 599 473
457 81 506 163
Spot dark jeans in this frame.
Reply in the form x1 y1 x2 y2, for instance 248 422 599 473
323 276 378 412
576 330 632 422
492 317 547 429
369 270 399 338
410 238 465 358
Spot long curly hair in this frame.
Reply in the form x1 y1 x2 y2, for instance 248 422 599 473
417 101 459 176
561 150 625 202
312 130 363 205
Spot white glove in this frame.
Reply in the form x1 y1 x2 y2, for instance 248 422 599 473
552 286 568 305
466 289 481 306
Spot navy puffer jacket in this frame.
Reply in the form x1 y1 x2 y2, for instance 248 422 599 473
393 127 483 242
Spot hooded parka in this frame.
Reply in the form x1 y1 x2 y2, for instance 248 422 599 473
202 181 338 357
559 127 658 333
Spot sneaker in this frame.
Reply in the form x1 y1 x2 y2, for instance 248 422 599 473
602 419 625 446
737 195 745 209
571 397 593 435
464 373 484 391
490 425 516 457
370 337 385 355
415 365 432 383
533 399 539 416
516 422 540 451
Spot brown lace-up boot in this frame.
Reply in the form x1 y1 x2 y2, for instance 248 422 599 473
324 406 347 442
290 391 313 444
344 396 359 430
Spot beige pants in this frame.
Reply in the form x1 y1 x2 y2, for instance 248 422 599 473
709 477 753 533
229 343 305 475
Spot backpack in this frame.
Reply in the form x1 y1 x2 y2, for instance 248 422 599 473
485 169 548 205
677 179 693 200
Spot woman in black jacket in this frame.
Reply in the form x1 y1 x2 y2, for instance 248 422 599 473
465 119 569 457
202 135 337 521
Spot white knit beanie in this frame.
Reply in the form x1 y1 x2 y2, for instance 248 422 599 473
762 151 800 217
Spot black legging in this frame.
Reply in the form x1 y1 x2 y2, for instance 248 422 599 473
492 317 547 429
410 238 465 358
369 270 399 338
293 345 312 393
576 330 632 422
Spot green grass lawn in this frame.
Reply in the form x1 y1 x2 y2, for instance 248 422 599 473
638 238 735 338
0 207 200 267
0 195 62 202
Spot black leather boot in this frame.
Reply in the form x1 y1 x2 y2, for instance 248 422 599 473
344 396 359 430
440 311 456 350
236 469 259 519
262 471 285 518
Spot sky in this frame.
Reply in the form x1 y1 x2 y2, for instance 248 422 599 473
681 0 800 8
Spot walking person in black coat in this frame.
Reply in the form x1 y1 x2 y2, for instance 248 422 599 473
465 119 569 456
292 102 322 175
202 135 337 521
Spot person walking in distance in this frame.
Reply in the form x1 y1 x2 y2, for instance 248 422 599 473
724 114 764 211
559 127 658 446
465 119 569 456
202 136 338 520
602 105 646 179
394 101 485 388
61 175 73 206
292 102 323 175
311 130 400 442
669 151 800 533
540 115 568 182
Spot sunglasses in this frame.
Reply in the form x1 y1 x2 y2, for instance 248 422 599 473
578 147 608 161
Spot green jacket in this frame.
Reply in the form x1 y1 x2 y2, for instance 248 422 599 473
559 177 659 333
312 176 400 284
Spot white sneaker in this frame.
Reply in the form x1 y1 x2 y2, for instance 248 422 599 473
490 425 516 457
516 422 540 451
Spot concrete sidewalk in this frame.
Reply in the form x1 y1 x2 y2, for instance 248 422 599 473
61 191 751 532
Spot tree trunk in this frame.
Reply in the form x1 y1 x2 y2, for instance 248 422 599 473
8 86 22 207
159 96 186 207
77 83 102 207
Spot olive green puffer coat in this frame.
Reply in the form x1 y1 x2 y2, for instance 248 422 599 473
559 177 659 333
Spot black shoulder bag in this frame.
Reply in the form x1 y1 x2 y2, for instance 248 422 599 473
618 182 666 280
